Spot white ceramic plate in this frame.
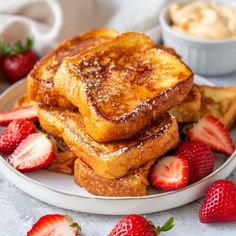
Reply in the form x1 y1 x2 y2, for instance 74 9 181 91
0 77 235 215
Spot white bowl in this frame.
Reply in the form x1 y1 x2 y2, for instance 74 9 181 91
160 0 236 76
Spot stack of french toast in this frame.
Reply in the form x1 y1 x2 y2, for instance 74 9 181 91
16 28 235 197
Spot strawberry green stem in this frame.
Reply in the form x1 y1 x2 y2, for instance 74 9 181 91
0 38 34 56
155 217 174 235
179 124 193 140
232 180 236 185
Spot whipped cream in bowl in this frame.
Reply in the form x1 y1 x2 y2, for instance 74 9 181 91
160 0 236 76
169 1 236 40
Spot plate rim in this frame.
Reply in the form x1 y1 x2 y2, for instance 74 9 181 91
0 76 235 202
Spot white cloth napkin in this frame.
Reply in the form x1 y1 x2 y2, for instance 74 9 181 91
0 0 171 55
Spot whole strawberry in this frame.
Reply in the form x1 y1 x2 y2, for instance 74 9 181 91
0 38 37 83
199 180 236 223
0 119 35 155
175 140 215 184
108 214 174 236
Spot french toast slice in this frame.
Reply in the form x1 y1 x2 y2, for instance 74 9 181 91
46 150 77 175
28 29 119 109
54 32 193 142
14 94 37 108
38 105 179 179
170 85 201 123
197 85 236 130
74 158 154 196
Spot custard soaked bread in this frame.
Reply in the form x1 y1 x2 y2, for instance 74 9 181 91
197 85 236 130
170 85 201 123
14 94 37 108
28 29 118 109
38 105 179 179
54 32 193 142
46 151 77 175
74 158 154 197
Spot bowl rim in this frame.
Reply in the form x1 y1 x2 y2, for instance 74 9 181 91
160 0 236 45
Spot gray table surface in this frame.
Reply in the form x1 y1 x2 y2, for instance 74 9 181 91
0 73 236 236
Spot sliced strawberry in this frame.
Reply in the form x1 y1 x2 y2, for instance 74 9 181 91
8 133 54 172
0 106 38 126
27 214 80 236
176 140 215 184
149 155 189 191
0 120 35 155
187 115 234 156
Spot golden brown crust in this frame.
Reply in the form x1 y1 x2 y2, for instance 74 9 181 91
170 85 201 123
54 32 193 142
197 85 236 130
38 106 179 179
155 45 181 58
74 158 154 197
14 94 37 108
27 28 119 108
46 151 77 175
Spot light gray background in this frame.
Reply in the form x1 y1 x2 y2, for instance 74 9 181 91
0 73 236 236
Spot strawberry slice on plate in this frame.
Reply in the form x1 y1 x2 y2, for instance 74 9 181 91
187 115 234 156
149 155 189 191
0 120 35 155
27 214 80 236
0 106 38 126
8 133 54 172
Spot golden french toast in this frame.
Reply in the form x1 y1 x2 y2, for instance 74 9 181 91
54 32 193 142
74 158 154 197
14 94 37 108
38 105 179 179
170 85 201 123
46 150 77 175
197 85 236 130
28 29 119 109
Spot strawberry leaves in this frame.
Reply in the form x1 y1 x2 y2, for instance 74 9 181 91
0 38 34 56
155 217 175 234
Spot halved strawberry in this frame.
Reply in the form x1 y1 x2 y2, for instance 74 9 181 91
8 133 54 172
149 155 189 191
187 115 234 156
0 120 35 155
0 106 38 126
27 214 80 236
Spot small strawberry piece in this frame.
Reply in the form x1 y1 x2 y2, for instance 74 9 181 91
8 133 54 172
108 214 174 236
199 180 236 223
149 155 189 191
0 120 35 155
0 38 37 84
176 140 215 184
27 214 80 236
187 115 235 156
0 106 38 126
